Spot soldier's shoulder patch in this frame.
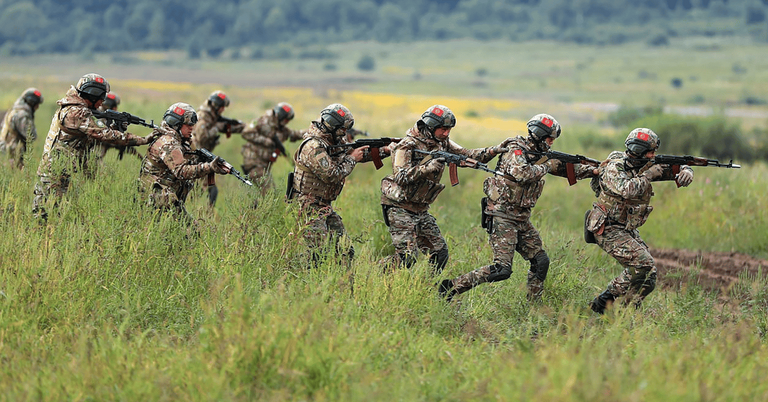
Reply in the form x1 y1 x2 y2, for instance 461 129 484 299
513 149 523 156
94 118 106 128
319 155 331 169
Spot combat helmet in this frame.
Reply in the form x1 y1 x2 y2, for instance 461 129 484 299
103 92 121 110
274 102 295 123
420 105 456 132
22 88 44 108
527 114 561 140
208 90 230 109
320 103 354 134
163 102 198 130
625 128 660 157
76 73 110 103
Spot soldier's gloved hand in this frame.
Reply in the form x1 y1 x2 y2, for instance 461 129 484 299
118 121 130 132
676 167 694 187
210 157 230 174
490 145 509 156
423 157 446 174
641 164 664 181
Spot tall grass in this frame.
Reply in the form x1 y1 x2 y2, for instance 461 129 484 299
0 79 766 401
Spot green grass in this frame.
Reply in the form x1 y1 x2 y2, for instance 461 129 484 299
1 43 768 400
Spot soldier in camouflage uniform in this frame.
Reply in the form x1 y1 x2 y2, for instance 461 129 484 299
91 92 141 163
438 114 597 301
241 102 306 199
138 103 230 222
380 105 508 273
191 90 245 207
588 128 694 314
288 103 390 265
0 88 43 169
32 73 157 220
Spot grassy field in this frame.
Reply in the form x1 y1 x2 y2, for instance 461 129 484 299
1 40 767 401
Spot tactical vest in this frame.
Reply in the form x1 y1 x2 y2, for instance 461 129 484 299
594 156 654 230
483 137 544 210
380 133 446 208
292 137 345 204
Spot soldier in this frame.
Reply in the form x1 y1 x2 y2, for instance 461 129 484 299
288 103 390 265
379 105 508 273
32 73 157 220
138 103 231 222
241 102 306 200
587 128 694 314
438 114 597 302
191 90 245 207
0 88 43 169
91 92 141 162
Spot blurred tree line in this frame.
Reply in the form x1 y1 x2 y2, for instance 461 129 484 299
2 0 768 56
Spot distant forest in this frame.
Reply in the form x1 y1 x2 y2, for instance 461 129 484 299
2 0 768 57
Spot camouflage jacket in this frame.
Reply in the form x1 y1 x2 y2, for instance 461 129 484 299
588 151 685 231
191 103 245 151
139 121 217 207
0 97 36 147
241 109 306 168
37 88 146 177
485 136 595 219
380 123 498 212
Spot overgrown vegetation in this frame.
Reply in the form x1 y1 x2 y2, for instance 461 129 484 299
1 74 766 400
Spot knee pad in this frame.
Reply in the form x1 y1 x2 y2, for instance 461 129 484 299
637 269 657 297
529 250 550 282
398 252 418 269
486 263 512 283
428 247 449 273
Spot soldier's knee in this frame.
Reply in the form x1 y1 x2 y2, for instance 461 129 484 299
429 247 449 273
529 250 550 282
487 263 512 283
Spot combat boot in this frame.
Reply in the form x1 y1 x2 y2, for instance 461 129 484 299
437 279 457 302
527 273 544 303
590 289 616 314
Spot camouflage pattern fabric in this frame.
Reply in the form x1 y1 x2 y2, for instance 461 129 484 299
589 150 690 305
33 88 150 218
385 206 447 266
451 215 543 293
191 103 244 152
241 108 306 193
0 97 37 169
138 121 216 220
380 123 499 213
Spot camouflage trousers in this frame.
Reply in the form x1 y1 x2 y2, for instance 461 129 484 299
451 215 544 294
384 206 448 271
298 200 353 265
32 173 71 220
2 140 27 169
595 224 657 304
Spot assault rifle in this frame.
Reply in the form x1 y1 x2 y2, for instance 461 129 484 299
328 137 400 169
217 115 242 138
193 148 253 186
413 149 503 186
650 154 741 187
525 150 601 186
268 134 288 163
91 109 158 131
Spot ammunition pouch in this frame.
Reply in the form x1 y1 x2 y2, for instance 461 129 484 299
625 204 653 231
584 210 597 244
285 172 295 200
481 197 493 234
382 204 391 227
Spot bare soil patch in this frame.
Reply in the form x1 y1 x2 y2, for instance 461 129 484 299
652 247 767 293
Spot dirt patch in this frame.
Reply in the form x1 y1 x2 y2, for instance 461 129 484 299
651 248 768 293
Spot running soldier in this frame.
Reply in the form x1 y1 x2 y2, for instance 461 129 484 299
241 102 306 202
138 103 230 222
0 88 43 169
288 103 390 265
32 73 157 220
380 105 507 273
191 90 245 206
438 114 597 301
588 128 694 314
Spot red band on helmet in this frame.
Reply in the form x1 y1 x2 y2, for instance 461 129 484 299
34 90 41 97
282 105 291 112
432 107 444 116
217 93 226 99
514 149 523 156
541 117 553 127
107 93 116 99
638 132 650 141
337 109 346 117
94 77 104 83
173 107 185 116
